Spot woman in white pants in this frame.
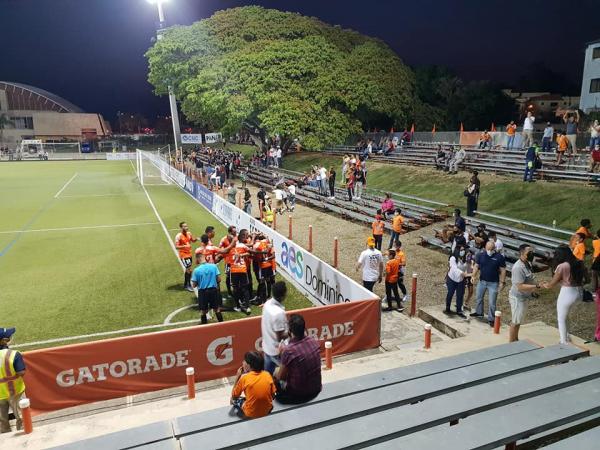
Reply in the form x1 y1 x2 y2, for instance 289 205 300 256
545 245 586 344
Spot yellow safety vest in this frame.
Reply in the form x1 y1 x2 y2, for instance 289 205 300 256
0 349 25 400
264 206 274 223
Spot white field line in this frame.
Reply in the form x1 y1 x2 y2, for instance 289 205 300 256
163 304 197 325
0 222 159 235
12 319 199 349
54 173 79 198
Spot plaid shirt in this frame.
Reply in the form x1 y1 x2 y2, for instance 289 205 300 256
281 336 322 396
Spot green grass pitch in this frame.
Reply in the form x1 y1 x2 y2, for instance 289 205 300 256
0 160 312 350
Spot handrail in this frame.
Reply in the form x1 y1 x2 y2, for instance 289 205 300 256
474 211 572 237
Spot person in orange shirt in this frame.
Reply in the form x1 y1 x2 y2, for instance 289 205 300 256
506 121 517 149
253 234 276 305
231 351 276 419
394 240 408 302
220 226 238 299
575 219 593 241
556 132 569 165
174 221 197 292
591 230 600 294
572 233 586 261
384 250 404 312
230 229 253 314
388 208 404 250
372 213 385 251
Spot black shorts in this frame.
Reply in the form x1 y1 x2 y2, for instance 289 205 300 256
181 257 193 269
231 272 249 289
198 288 221 310
258 266 274 280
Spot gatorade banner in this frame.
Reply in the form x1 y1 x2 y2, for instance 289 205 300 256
25 299 380 415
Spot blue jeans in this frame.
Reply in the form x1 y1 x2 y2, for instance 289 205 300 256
389 230 401 249
542 137 552 152
524 161 535 181
590 137 600 148
475 280 499 322
446 277 465 313
264 354 280 375
506 135 515 149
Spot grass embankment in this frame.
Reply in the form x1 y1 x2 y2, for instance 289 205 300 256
282 153 600 233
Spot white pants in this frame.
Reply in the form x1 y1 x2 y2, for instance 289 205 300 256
556 286 581 344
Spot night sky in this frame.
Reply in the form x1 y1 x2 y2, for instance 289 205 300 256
0 0 597 123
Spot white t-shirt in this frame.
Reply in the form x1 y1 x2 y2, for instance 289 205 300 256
273 189 283 200
261 298 287 356
319 167 327 179
494 238 504 253
288 185 296 196
276 149 282 158
357 248 383 282
523 116 535 131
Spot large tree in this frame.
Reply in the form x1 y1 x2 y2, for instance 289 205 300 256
146 6 416 150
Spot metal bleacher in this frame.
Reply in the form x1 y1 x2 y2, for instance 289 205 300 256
326 144 600 184
51 342 600 449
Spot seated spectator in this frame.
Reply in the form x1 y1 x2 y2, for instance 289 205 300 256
434 146 446 170
274 314 322 404
454 208 466 232
590 144 600 173
472 224 488 250
488 230 504 254
401 129 411 146
231 351 276 419
381 193 395 219
479 130 491 149
383 140 396 156
448 147 466 174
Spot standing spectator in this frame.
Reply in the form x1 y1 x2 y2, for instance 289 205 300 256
572 233 586 261
384 250 404 311
319 165 328 197
589 120 600 149
191 253 224 324
471 241 507 326
523 145 538 182
544 245 586 344
465 171 480 217
243 188 252 215
448 147 465 174
274 314 322 404
345 168 355 201
508 244 541 342
464 251 476 309
328 167 336 199
394 240 408 302
230 352 276 419
0 327 26 433
563 110 580 155
542 122 554 152
287 183 296 211
388 208 404 249
487 230 504 254
372 214 385 251
354 165 365 200
444 245 468 318
592 230 600 295
261 281 289 374
522 111 535 149
227 182 238 205
506 121 517 149
276 146 282 168
590 144 600 173
356 237 384 292
556 132 568 165
257 186 266 211
380 193 395 219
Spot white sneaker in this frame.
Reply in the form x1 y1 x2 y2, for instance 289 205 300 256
207 311 213 321
402 295 408 302
233 307 241 312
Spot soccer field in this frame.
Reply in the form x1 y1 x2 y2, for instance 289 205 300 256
0 160 311 350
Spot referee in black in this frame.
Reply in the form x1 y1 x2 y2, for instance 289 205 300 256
191 253 224 324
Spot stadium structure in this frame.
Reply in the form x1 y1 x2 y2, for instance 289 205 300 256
0 81 110 148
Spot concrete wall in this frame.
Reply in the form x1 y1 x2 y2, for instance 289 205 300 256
580 43 600 113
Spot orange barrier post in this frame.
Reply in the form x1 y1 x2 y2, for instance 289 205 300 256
186 367 196 399
324 341 333 370
424 324 432 349
288 215 293 240
333 237 339 268
237 193 242 209
494 310 502 334
19 398 33 434
308 225 313 252
410 273 418 317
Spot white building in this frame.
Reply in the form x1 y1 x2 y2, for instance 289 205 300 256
580 39 600 113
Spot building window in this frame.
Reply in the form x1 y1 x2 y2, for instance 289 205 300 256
593 47 600 59
591 78 600 94
9 116 34 129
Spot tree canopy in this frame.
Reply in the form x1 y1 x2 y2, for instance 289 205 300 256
146 6 416 150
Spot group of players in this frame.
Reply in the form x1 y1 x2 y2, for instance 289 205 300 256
174 222 277 324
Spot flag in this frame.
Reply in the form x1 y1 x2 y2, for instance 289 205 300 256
432 124 436 135
410 123 415 134
491 123 496 132
459 122 464 133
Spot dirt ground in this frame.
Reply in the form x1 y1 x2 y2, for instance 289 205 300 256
239 182 598 342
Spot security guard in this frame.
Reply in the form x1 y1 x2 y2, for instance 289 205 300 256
0 327 26 433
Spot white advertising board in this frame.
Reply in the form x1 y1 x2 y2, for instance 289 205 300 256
204 133 222 144
106 152 137 160
181 134 203 144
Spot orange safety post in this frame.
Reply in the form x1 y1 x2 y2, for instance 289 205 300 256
333 237 339 268
324 341 333 370
410 273 418 317
494 310 502 334
308 225 313 252
186 367 196 399
288 215 293 240
19 398 33 434
237 193 242 209
424 324 432 349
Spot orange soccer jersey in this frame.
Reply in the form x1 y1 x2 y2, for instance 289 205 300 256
175 232 194 259
231 243 250 273
593 239 600 259
573 242 586 261
385 258 400 283
392 215 404 233
372 220 385 236
220 236 235 265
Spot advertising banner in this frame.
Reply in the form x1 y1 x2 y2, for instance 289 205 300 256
193 181 214 211
181 134 203 144
25 300 380 414
211 194 376 305
204 132 222 144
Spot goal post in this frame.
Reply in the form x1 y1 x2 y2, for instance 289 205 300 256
136 149 173 186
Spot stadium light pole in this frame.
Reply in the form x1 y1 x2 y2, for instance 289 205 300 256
148 0 182 157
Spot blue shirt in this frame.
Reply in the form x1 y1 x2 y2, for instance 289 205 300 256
191 263 220 289
455 216 466 232
475 251 506 283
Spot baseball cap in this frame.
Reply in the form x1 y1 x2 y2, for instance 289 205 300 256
0 327 16 339
367 237 376 247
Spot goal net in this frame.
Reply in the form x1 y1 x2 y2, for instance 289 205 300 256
136 149 187 188
18 140 80 158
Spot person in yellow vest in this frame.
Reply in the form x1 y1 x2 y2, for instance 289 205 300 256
263 198 274 228
0 327 26 433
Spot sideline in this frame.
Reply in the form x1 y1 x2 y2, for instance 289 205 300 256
54 172 79 198
0 222 159 235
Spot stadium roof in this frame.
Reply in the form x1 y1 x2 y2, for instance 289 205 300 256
0 81 83 113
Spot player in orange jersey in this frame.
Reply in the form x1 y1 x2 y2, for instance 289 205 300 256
252 233 276 305
175 221 197 291
220 226 238 298
230 229 253 314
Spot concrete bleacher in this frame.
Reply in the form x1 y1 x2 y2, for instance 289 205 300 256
326 144 600 183
49 341 600 449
